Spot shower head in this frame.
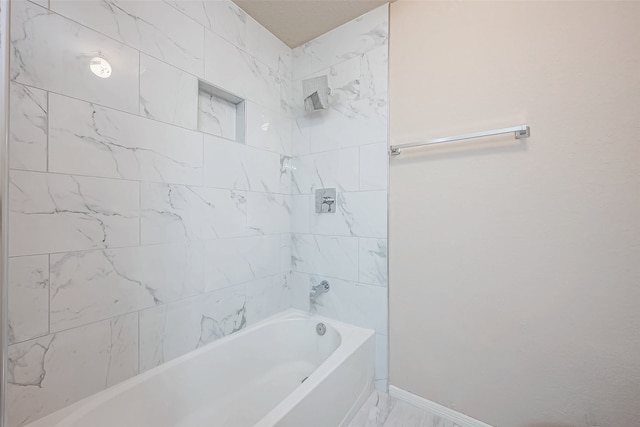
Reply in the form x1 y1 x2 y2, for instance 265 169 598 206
302 75 330 112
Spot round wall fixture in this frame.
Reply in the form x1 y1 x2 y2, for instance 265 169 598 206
90 57 112 78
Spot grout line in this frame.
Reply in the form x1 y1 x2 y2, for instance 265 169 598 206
9 271 289 346
45 90 49 172
6 168 294 196
47 253 51 335
24 1 293 116
16 81 291 157
137 51 141 116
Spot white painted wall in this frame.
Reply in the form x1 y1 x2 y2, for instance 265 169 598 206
389 2 640 427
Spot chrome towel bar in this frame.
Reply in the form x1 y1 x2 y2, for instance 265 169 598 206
389 124 530 156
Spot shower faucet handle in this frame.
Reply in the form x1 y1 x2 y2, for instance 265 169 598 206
315 188 337 213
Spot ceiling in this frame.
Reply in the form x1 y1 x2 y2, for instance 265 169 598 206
232 0 390 48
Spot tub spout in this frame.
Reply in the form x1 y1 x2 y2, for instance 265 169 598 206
311 280 330 299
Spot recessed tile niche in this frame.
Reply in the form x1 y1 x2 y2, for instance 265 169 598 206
198 81 245 143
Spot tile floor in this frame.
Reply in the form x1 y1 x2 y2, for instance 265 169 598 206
348 391 466 427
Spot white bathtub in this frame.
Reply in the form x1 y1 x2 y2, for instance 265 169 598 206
27 309 375 427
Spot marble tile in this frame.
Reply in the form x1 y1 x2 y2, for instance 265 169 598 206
306 275 387 335
245 101 292 155
169 0 291 75
291 148 360 195
292 4 388 80
289 272 311 312
9 83 47 172
248 19 292 77
140 182 247 244
247 193 291 235
49 242 205 332
8 255 49 345
7 313 138 427
291 234 359 282
280 155 293 195
9 171 139 257
167 0 251 54
48 94 203 186
11 0 139 114
204 235 280 290
291 116 311 156
204 30 285 114
304 45 388 153
50 0 204 76
360 142 388 191
203 134 280 192
290 195 311 234
139 285 247 371
383 400 426 427
359 238 388 287
280 233 292 273
140 54 198 129
375 334 388 384
245 273 293 325
27 0 48 8
198 90 238 140
348 390 397 427
310 191 387 238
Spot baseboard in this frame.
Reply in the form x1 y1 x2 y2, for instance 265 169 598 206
388 385 494 427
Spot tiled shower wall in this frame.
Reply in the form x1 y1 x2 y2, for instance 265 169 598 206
290 6 390 390
7 0 295 425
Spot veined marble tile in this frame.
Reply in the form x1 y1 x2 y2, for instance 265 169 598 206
292 4 388 80
291 116 311 156
304 274 387 335
382 400 426 427
7 313 138 427
167 0 251 54
49 94 203 186
291 147 360 195
140 182 247 245
139 285 247 371
204 30 285 114
49 242 205 332
360 142 388 191
291 234 359 282
198 90 238 140
50 0 204 77
9 171 139 257
9 83 47 172
291 195 311 234
204 235 280 290
203 134 280 192
289 272 311 312
11 0 139 114
348 390 397 427
280 233 292 273
8 255 49 345
245 101 292 155
27 0 48 8
375 334 388 384
140 54 198 129
246 16 292 76
310 191 387 238
359 238 388 287
299 45 388 153
245 273 292 325
247 193 291 235
280 155 293 195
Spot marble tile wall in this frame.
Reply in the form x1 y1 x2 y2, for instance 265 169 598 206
290 5 390 391
7 0 294 425
7 0 389 424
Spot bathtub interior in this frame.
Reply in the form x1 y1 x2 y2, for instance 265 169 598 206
31 311 354 427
